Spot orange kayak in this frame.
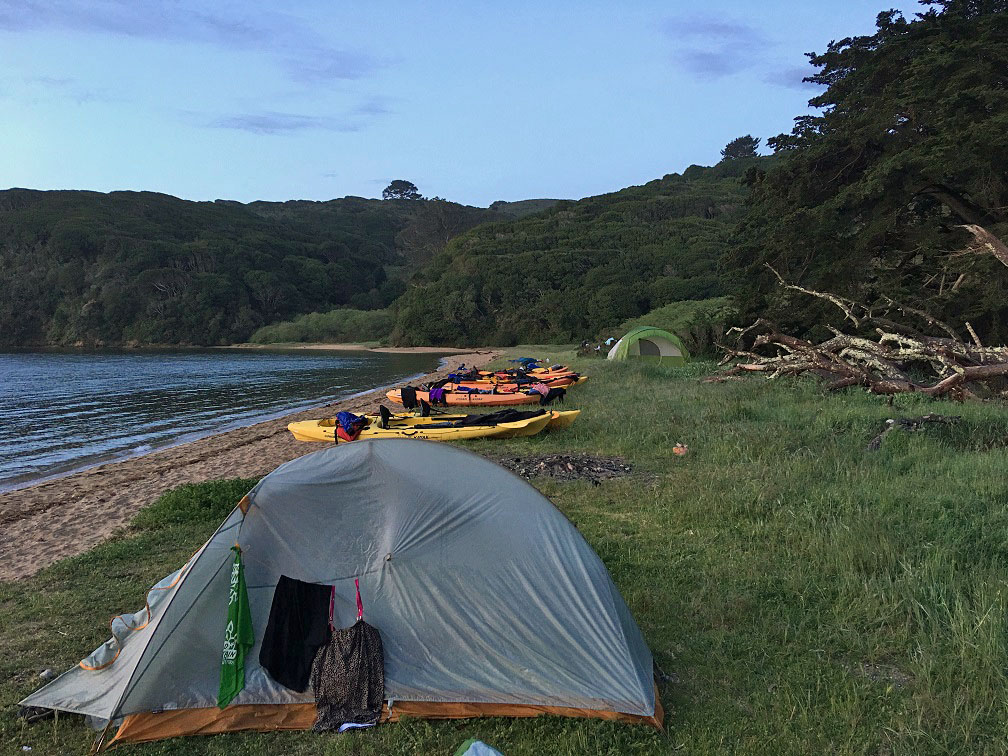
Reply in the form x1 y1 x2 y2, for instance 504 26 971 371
442 376 577 392
386 388 544 407
481 366 576 376
467 369 577 380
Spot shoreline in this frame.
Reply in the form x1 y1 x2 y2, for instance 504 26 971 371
0 348 499 581
223 342 480 355
0 355 460 497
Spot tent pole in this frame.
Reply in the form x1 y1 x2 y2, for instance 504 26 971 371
89 720 114 755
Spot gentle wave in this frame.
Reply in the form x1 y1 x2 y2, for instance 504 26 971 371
0 348 445 492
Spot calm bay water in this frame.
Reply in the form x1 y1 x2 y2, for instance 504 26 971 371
0 349 445 492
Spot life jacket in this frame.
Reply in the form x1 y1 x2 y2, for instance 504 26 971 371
447 369 480 383
334 411 367 442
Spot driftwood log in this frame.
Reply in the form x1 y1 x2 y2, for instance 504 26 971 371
719 226 1008 399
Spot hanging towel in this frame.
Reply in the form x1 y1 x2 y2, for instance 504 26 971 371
259 576 332 692
217 546 253 708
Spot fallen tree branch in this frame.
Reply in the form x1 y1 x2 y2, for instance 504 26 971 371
958 224 1008 268
765 264 863 326
719 268 1008 399
879 295 961 341
867 414 962 451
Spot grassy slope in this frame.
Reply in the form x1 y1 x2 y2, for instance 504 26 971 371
4 351 1008 754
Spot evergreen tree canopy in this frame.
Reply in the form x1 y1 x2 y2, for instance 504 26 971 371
720 135 761 161
733 0 1008 340
382 180 422 200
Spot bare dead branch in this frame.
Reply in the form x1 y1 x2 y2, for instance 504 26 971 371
718 266 1008 400
764 263 862 326
959 224 1008 268
879 296 961 341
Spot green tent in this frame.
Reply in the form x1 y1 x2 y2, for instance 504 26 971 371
607 326 689 364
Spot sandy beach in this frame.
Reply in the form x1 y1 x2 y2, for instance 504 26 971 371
0 349 498 581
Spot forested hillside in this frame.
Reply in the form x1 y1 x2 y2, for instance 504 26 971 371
0 191 503 346
389 159 758 345
488 199 563 218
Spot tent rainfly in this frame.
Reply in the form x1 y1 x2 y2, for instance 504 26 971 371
607 327 689 364
22 440 661 748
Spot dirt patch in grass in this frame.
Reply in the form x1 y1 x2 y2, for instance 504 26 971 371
850 661 913 688
494 453 633 483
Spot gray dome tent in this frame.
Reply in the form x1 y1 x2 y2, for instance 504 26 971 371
22 440 661 747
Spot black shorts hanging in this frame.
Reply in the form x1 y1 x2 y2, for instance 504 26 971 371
259 576 332 692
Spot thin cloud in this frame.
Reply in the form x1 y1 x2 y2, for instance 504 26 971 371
285 51 386 83
10 74 119 104
0 1 388 83
763 65 823 90
676 50 750 77
0 1 266 43
662 17 768 46
29 75 75 87
201 95 392 134
352 97 394 117
662 15 769 80
206 112 362 135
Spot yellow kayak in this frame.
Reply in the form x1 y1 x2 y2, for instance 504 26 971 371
288 410 552 443
385 409 581 432
545 409 581 429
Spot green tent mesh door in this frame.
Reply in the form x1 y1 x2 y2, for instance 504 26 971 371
637 339 661 357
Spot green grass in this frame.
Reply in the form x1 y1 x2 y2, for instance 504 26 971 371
4 350 1008 754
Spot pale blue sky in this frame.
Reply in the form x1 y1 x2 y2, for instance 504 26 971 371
1 1 921 206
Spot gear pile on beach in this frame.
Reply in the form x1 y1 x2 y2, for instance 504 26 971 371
286 357 587 444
